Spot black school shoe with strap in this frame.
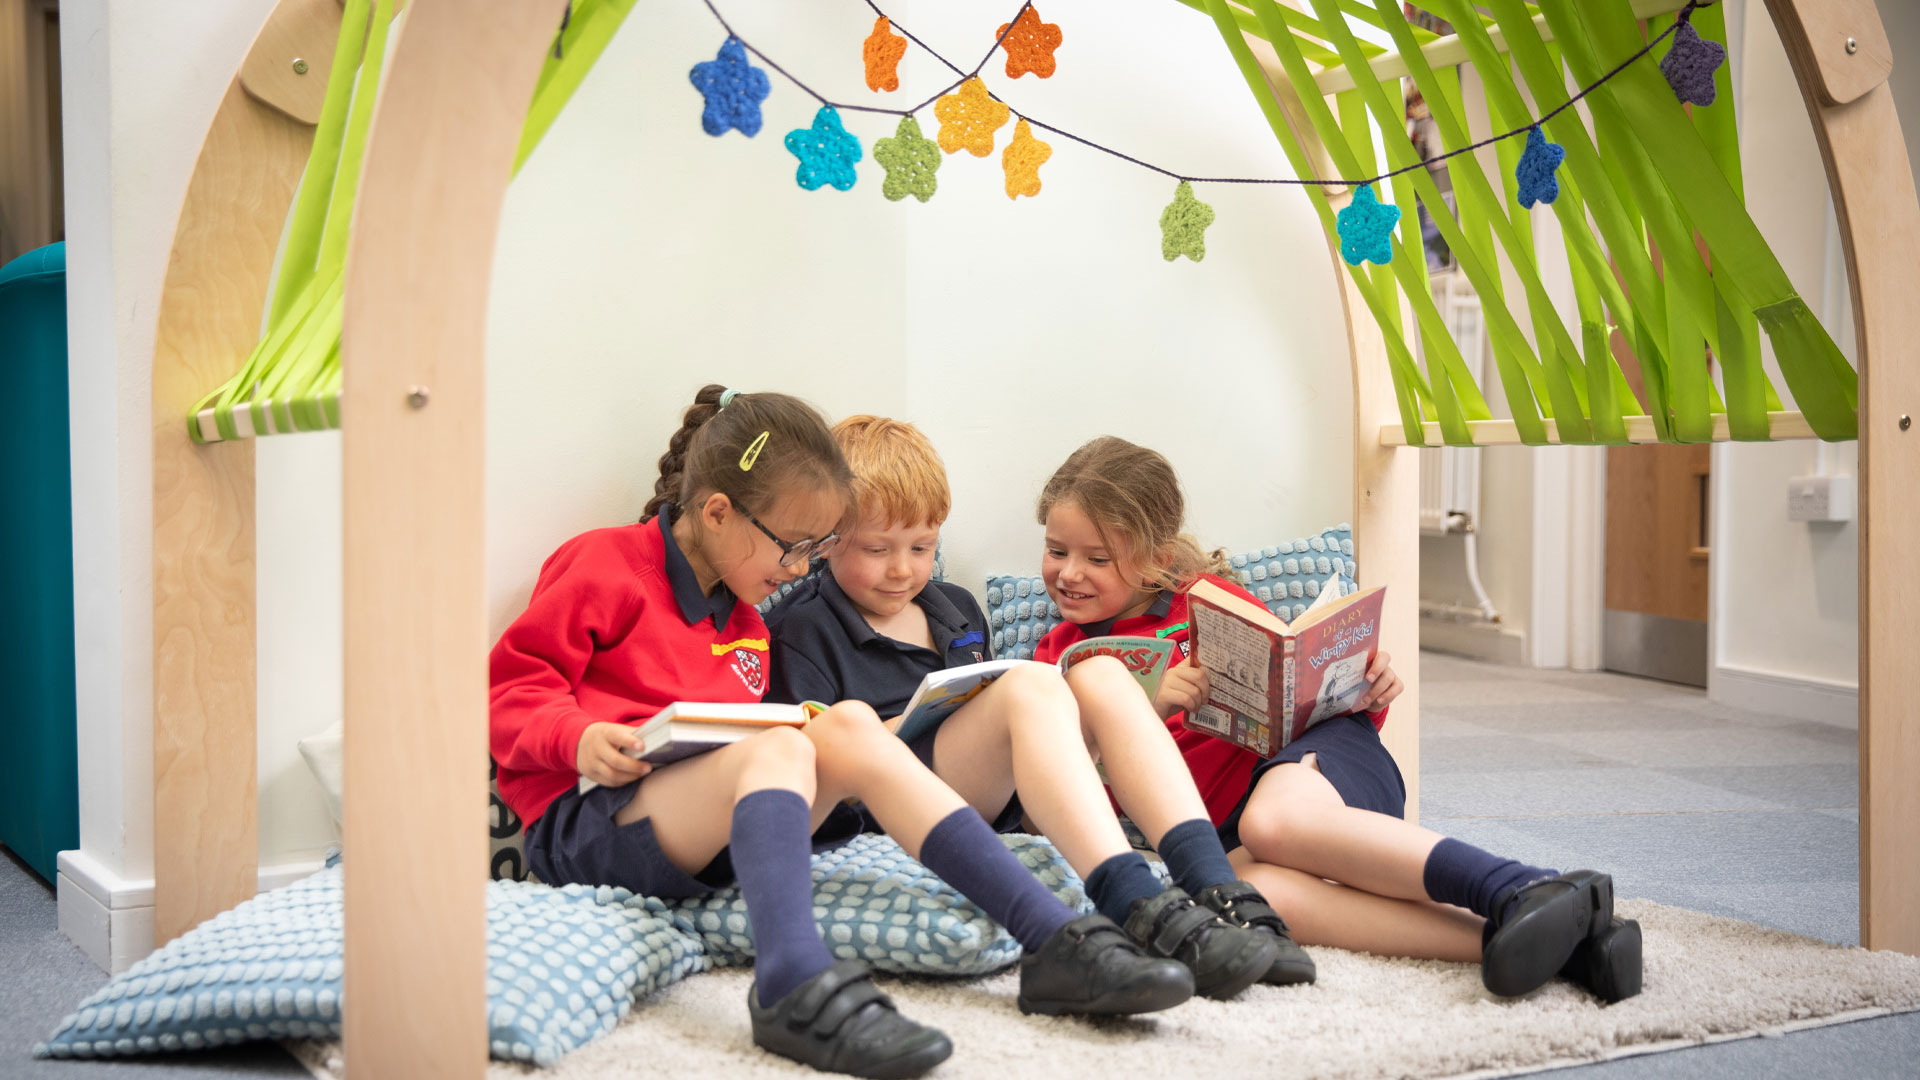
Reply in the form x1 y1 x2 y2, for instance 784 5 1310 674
1193 880 1318 985
1560 915 1643 1003
748 960 953 1079
1016 913 1195 1016
1481 869 1614 998
1123 886 1279 1000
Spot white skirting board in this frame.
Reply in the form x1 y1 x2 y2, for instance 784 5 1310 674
57 849 327 974
1710 664 1860 728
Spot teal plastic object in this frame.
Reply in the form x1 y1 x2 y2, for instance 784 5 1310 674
0 242 79 884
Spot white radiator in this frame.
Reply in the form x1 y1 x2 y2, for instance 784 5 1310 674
1419 278 1485 538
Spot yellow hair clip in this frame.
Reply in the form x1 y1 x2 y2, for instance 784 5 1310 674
739 431 769 471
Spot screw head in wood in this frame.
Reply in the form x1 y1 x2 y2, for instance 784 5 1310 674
1902 414 1913 431
407 386 430 409
293 57 309 74
1846 37 1859 55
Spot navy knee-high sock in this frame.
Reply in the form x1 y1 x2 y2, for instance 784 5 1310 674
916 809 1075 952
1422 837 1555 922
1084 852 1164 925
730 789 834 1004
1157 818 1239 897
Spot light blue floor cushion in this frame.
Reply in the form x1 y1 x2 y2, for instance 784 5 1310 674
37 833 1092 1067
671 832 1095 973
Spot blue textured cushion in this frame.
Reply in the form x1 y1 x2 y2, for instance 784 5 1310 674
986 524 1358 659
672 831 1088 974
38 833 1091 1066
34 867 707 1067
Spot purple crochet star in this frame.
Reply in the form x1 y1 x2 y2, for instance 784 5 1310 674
689 38 771 137
1660 20 1725 107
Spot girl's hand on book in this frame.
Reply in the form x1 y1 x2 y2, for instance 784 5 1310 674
1154 659 1211 720
1354 651 1402 714
577 722 654 787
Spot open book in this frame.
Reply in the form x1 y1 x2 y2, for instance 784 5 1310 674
579 701 825 792
1184 577 1386 757
893 636 1179 745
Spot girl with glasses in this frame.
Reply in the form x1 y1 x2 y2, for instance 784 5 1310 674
489 386 1193 1079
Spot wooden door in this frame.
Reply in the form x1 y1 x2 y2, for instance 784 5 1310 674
1603 443 1710 685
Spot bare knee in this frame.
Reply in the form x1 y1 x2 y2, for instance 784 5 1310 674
1235 779 1328 865
731 725 818 801
992 661 1080 734
804 701 900 772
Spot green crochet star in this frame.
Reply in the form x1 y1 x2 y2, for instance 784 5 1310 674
1159 181 1215 263
874 115 941 203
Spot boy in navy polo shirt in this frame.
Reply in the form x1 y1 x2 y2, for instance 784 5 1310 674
766 417 1314 999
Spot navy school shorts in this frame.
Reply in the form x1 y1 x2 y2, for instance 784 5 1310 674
1216 711 1406 853
526 777 865 898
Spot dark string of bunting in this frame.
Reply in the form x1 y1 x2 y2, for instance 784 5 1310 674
676 0 1725 263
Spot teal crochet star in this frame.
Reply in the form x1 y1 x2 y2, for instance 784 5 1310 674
1336 183 1399 267
689 38 770 138
785 106 862 192
1515 125 1566 209
1159 181 1215 262
873 115 940 203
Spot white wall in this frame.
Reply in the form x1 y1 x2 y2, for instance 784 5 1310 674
1707 0 1896 717
64 0 1354 959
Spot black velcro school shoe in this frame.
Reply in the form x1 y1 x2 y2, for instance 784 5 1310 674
748 960 953 1079
1481 870 1614 998
1194 880 1318 986
1123 886 1279 1000
1017 913 1195 1016
1561 916 1643 1003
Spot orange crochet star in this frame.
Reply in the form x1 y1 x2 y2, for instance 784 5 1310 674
996 7 1063 79
934 77 1010 157
1002 119 1052 199
863 16 907 93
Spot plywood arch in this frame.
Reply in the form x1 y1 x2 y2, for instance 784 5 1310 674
146 0 1920 1072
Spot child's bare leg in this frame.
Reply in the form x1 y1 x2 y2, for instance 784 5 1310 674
806 702 970 853
930 662 1132 874
805 700 1196 1015
1234 757 1444 901
1229 854 1482 961
1065 656 1311 991
1063 656 1209 844
615 727 849 1009
614 725 819 871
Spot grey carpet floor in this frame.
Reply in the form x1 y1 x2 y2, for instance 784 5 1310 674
6 652 1918 1077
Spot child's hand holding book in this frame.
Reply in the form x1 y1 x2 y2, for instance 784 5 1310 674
577 721 656 787
1153 659 1212 721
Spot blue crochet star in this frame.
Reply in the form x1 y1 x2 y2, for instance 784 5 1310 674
689 38 770 137
1515 125 1566 209
1336 184 1399 267
785 106 862 192
1660 20 1726 107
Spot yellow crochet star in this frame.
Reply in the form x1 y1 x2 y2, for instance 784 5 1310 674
1002 119 1052 199
934 77 1010 158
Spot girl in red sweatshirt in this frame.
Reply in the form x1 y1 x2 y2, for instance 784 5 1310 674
1030 436 1641 1004
489 390 1191 1080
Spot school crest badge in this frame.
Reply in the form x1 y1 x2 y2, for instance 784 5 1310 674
730 648 767 695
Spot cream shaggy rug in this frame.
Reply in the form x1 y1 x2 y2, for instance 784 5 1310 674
291 898 1920 1080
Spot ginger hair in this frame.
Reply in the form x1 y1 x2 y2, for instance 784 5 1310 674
830 415 951 529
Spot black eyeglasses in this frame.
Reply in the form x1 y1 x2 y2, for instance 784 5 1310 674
736 503 838 567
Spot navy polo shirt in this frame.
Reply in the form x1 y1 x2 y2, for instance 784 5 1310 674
764 571 991 717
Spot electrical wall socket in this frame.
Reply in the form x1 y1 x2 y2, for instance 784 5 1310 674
1787 474 1856 522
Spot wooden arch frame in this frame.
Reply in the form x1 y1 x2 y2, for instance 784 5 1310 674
146 0 1916 1071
